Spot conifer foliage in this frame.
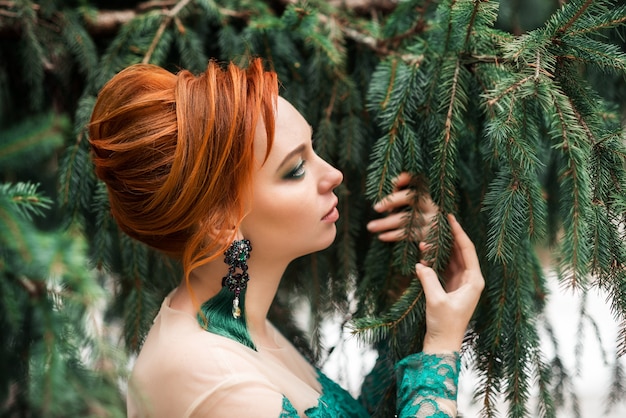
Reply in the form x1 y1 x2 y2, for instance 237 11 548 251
1 0 625 416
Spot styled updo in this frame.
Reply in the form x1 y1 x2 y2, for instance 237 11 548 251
89 59 278 274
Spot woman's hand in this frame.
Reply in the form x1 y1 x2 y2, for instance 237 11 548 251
366 174 483 352
418 214 484 353
366 173 437 242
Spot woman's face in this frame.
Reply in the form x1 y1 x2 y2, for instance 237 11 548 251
239 97 343 262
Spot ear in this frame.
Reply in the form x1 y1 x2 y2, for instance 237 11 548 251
232 229 245 242
208 223 244 247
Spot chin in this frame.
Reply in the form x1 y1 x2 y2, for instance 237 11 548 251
297 229 337 258
318 228 337 251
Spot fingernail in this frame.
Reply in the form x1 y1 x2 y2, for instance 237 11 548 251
415 263 424 270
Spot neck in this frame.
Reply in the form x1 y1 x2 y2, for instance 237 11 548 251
172 253 289 344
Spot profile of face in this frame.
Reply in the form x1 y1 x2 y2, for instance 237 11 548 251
239 97 343 263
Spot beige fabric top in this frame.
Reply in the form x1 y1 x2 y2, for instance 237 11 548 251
127 293 323 418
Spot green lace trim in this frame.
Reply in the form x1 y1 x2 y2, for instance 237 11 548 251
280 396 299 417
395 352 460 417
279 370 369 418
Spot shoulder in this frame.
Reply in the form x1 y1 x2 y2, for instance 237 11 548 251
131 298 272 379
127 300 280 418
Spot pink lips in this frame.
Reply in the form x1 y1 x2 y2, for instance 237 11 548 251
322 199 339 222
322 207 339 222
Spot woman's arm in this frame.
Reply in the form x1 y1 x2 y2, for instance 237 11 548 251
367 176 484 417
396 351 460 417
397 214 484 417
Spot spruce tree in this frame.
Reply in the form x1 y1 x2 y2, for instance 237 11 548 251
1 0 625 417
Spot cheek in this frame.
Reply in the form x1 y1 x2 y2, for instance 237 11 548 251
243 188 336 258
255 191 313 232
244 187 305 237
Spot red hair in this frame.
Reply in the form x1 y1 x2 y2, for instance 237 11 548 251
89 59 277 297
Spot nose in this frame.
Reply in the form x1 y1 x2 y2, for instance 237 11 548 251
319 158 343 193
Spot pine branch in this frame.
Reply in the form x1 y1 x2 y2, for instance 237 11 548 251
475 251 549 417
484 174 528 263
284 0 399 15
606 356 625 414
462 0 482 50
115 234 157 352
487 74 535 107
556 0 595 35
142 0 192 64
351 278 425 347
434 57 461 213
0 1 176 36
564 39 626 74
0 0 423 65
16 0 46 109
0 204 31 260
539 82 592 288
618 313 626 358
173 21 208 71
565 7 626 38
366 58 420 201
0 112 68 170
534 347 557 418
60 11 99 89
0 182 52 220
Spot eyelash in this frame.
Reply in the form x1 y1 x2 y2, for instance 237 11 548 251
285 159 306 179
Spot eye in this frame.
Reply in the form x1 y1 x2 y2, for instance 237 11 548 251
284 159 306 179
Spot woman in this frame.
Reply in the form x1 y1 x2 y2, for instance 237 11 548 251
89 58 484 417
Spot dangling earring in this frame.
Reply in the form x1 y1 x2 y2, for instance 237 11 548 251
222 239 252 319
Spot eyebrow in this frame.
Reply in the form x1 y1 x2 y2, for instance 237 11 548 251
278 143 306 171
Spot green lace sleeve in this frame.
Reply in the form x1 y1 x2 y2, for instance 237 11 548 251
395 352 460 418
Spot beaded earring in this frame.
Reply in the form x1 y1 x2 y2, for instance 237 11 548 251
221 239 252 319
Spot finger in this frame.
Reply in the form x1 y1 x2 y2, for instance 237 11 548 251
376 228 408 242
415 263 446 302
392 172 412 190
367 211 409 233
373 189 413 213
448 214 480 272
377 227 442 243
419 241 432 252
